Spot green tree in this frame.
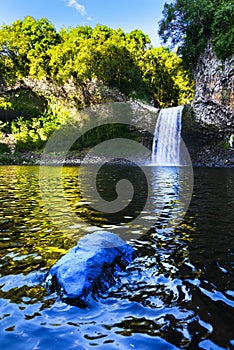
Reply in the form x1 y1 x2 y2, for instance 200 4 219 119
159 0 234 67
212 2 234 59
139 47 194 107
0 16 60 83
49 25 149 98
125 29 151 57
48 25 93 82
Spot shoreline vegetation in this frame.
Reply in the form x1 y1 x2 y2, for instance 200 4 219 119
0 0 233 167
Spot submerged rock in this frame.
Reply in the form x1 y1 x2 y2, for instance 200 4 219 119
45 231 136 307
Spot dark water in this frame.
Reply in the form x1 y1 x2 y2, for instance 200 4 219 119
0 166 233 349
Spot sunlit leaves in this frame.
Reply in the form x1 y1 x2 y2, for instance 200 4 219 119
139 47 194 107
0 16 60 83
0 18 194 107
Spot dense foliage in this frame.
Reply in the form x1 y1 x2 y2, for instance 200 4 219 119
0 17 194 151
0 17 60 82
0 16 194 106
159 0 234 66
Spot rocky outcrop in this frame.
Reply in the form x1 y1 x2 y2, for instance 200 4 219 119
3 77 127 110
0 77 128 126
45 231 136 307
192 40 233 143
182 104 234 168
181 40 234 167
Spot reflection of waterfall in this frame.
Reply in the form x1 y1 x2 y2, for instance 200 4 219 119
152 106 184 166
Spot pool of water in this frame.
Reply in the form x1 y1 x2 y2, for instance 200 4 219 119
0 166 233 349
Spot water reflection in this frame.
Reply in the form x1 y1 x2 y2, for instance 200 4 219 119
39 165 193 242
0 166 233 349
0 166 75 275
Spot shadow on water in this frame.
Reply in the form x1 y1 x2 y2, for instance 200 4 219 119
0 165 233 349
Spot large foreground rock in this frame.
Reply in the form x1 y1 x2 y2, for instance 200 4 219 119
45 231 136 307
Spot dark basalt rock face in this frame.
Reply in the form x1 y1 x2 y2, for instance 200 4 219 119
193 40 234 119
181 42 234 167
182 104 234 168
45 231 136 307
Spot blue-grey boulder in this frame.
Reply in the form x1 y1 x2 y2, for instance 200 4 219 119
45 231 136 307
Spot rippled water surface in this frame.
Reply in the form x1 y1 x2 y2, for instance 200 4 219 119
0 166 233 349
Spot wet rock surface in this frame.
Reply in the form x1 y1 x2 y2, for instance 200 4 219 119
45 231 136 307
190 145 234 168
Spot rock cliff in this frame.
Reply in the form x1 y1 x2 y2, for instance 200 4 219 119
182 40 234 167
193 39 233 137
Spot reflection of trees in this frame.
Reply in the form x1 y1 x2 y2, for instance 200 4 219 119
0 166 75 277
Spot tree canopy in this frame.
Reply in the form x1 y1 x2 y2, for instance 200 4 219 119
0 16 194 108
159 0 234 66
0 16 60 82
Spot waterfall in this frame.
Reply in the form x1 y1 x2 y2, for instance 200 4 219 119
152 106 184 166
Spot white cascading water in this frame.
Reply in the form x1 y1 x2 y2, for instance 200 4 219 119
152 106 184 166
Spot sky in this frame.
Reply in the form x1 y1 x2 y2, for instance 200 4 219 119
0 0 167 47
